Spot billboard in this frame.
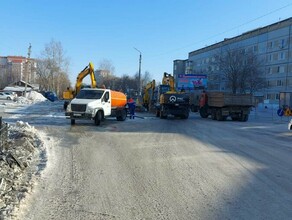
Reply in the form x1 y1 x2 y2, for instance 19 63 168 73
177 74 207 91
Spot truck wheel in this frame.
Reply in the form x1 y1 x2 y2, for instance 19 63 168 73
181 111 189 119
199 107 208 118
216 109 223 121
94 111 102 125
231 116 239 121
71 119 75 125
156 110 160 117
160 110 167 119
211 110 217 120
117 109 127 121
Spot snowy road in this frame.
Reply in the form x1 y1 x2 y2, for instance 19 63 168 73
2 101 292 219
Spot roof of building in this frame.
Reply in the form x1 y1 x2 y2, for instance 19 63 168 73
8 80 34 88
189 17 292 57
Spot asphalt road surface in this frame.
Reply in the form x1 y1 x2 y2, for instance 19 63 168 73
3 101 292 220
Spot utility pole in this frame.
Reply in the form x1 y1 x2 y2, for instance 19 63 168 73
134 47 142 96
24 43 32 97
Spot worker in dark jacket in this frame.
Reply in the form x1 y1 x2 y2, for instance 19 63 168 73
127 98 136 119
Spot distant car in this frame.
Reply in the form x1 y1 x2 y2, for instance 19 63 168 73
4 91 17 100
41 91 58 102
0 92 14 100
288 119 292 130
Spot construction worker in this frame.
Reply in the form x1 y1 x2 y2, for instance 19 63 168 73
127 97 136 119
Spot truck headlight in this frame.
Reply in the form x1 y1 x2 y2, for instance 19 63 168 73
86 107 96 115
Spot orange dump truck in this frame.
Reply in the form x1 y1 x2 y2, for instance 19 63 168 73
65 88 128 125
190 91 253 122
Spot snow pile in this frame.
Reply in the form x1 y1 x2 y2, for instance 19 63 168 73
17 91 47 104
0 121 46 219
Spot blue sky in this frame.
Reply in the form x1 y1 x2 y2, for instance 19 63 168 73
1 0 292 84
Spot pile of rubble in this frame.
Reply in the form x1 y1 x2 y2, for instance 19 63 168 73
0 121 46 219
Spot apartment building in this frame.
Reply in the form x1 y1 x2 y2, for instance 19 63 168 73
0 56 37 89
173 17 292 103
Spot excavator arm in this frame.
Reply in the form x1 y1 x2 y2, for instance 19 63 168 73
162 72 175 92
143 80 156 108
75 62 96 95
63 62 97 109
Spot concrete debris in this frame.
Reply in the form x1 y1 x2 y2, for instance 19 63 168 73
0 121 46 219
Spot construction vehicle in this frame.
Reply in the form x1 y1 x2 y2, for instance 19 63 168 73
63 62 97 110
142 79 156 111
190 90 253 121
154 72 190 119
65 88 128 125
278 92 292 117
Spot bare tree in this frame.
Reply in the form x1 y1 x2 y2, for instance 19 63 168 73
36 40 70 97
214 48 265 94
141 71 152 87
98 59 115 75
241 52 266 94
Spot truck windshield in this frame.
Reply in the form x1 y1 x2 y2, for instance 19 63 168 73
76 90 104 99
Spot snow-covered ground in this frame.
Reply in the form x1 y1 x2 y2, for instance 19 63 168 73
0 92 291 219
0 91 54 219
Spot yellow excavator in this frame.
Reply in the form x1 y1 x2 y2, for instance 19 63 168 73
161 72 175 92
63 62 97 109
155 72 190 119
142 79 156 111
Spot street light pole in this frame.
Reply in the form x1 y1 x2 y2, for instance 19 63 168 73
24 43 32 97
134 47 142 96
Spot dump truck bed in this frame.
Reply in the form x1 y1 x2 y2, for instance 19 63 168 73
207 92 253 107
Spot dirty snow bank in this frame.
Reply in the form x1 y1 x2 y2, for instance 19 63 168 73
0 121 46 219
17 91 47 105
1 91 47 106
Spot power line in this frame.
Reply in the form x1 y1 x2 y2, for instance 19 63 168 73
153 3 292 57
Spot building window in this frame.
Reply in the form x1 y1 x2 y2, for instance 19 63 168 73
267 41 273 48
276 93 280 99
277 80 282 86
281 39 285 48
279 52 285 60
253 45 258 52
267 94 271 99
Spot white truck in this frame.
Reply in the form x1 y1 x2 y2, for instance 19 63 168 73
65 88 128 125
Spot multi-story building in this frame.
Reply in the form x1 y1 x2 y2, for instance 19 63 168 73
174 17 292 104
0 56 37 89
